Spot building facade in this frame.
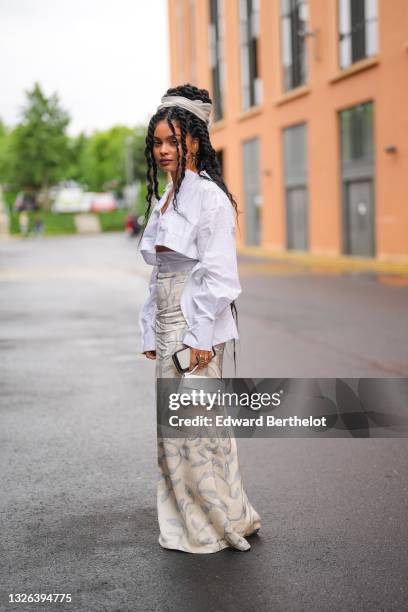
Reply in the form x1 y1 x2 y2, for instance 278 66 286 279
167 0 408 261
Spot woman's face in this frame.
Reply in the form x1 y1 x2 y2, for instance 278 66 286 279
152 120 199 176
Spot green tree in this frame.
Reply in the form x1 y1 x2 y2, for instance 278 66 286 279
80 125 139 192
0 119 10 182
6 82 70 204
65 132 88 184
132 125 148 182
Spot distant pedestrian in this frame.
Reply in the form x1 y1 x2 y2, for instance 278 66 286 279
125 213 140 237
19 210 29 236
33 213 44 237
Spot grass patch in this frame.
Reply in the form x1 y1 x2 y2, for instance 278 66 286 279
9 209 131 235
97 208 129 231
10 211 76 235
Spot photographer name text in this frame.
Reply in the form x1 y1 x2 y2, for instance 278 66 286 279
168 415 327 428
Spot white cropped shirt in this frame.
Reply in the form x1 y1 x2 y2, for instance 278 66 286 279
138 168 241 353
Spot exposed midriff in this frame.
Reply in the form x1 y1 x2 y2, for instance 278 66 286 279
155 245 175 252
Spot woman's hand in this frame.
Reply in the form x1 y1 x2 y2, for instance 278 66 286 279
144 350 156 360
189 347 213 371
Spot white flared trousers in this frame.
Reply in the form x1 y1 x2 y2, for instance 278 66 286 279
155 270 261 554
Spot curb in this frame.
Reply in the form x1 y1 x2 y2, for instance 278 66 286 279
237 246 408 275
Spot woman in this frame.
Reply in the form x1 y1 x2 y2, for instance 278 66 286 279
138 84 261 553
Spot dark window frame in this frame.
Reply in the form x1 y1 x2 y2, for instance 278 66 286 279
338 0 378 69
209 0 224 121
239 0 261 110
280 0 308 92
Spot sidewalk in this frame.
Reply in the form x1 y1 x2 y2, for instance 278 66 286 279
238 245 408 275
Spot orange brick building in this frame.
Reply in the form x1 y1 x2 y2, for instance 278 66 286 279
167 0 408 262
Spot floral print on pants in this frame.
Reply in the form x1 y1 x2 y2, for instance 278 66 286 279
155 269 261 553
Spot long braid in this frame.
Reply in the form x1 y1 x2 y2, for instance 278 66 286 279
139 83 241 375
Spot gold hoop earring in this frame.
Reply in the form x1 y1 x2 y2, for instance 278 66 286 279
191 151 198 168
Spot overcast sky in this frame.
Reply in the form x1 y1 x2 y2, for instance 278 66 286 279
0 0 170 135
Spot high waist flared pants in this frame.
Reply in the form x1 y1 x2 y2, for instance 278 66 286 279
155 269 261 553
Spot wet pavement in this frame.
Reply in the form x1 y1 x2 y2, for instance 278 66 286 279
1 233 407 612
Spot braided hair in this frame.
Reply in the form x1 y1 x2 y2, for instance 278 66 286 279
140 83 241 375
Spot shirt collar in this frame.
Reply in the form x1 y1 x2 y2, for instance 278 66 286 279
158 168 208 213
164 168 204 189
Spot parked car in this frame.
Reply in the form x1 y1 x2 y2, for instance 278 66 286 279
52 187 87 213
52 189 118 213
90 193 118 212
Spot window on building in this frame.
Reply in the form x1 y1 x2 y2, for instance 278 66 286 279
338 0 378 69
189 0 197 84
280 0 308 92
239 0 261 110
209 0 225 122
340 102 374 166
176 0 185 82
283 123 309 250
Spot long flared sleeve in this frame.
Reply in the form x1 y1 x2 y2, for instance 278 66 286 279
182 188 241 351
138 264 158 353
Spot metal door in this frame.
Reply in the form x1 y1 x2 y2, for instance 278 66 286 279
286 186 308 250
347 180 375 256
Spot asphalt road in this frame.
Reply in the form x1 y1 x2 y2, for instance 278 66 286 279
1 233 407 612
